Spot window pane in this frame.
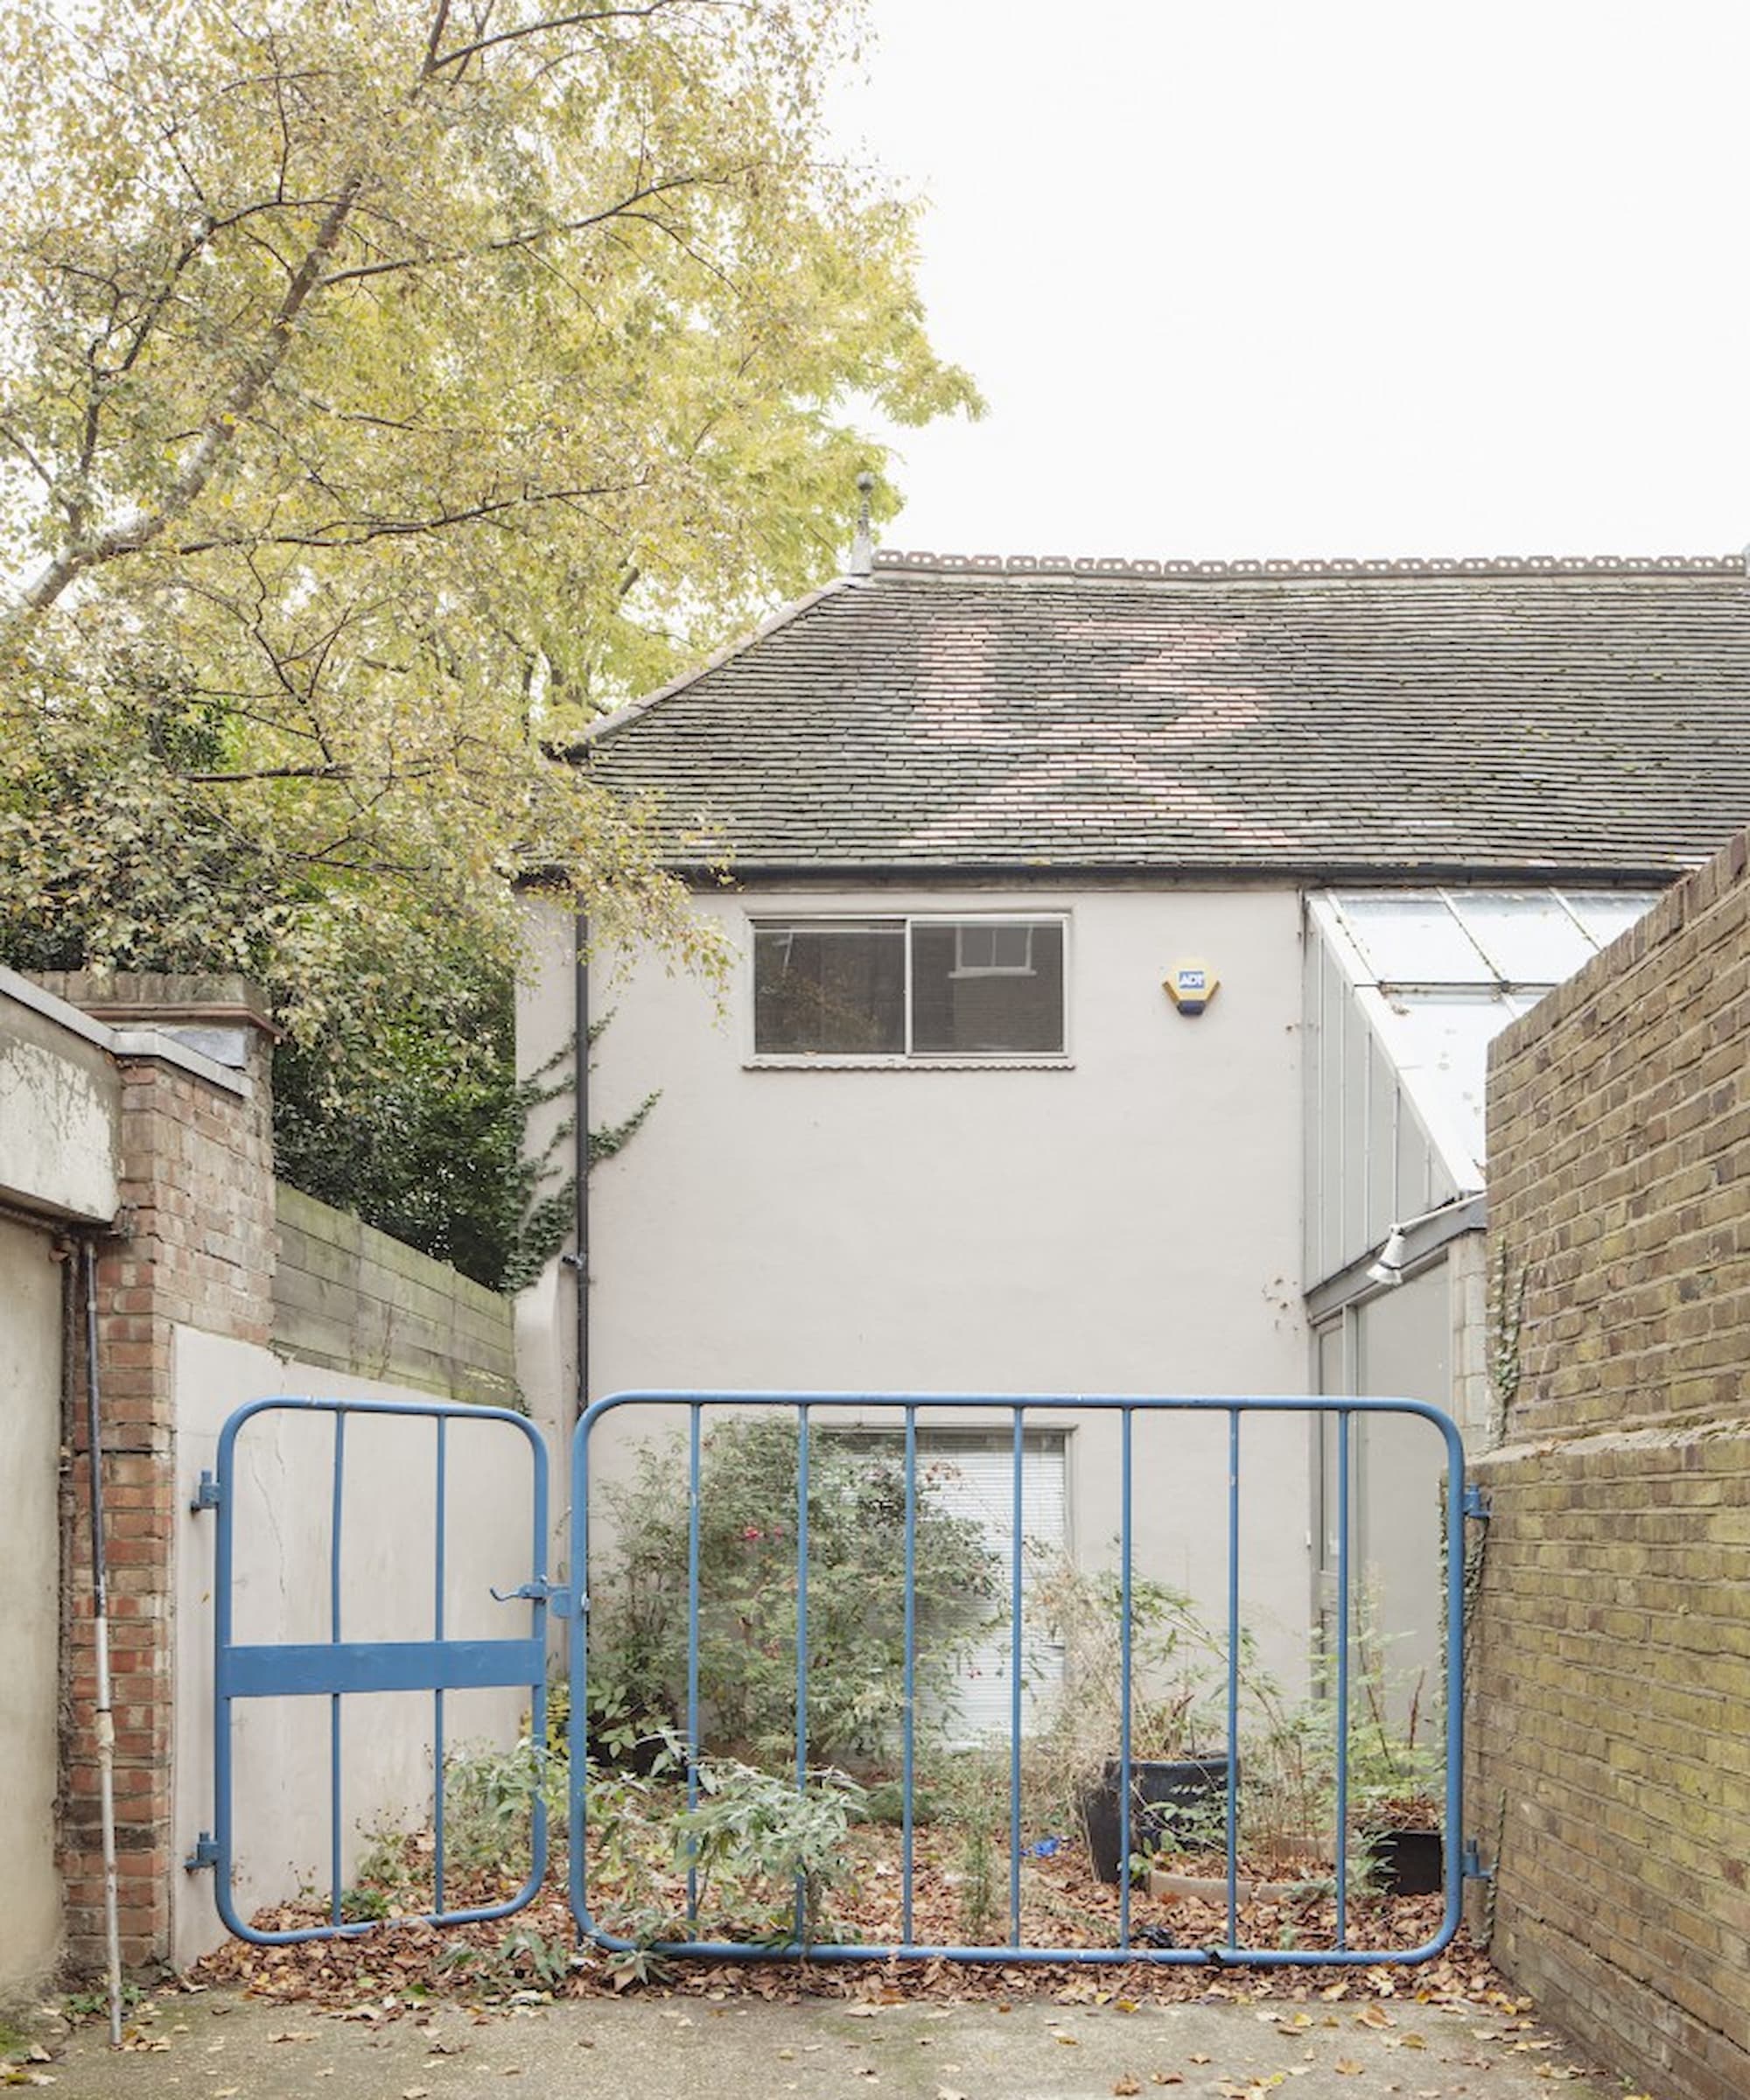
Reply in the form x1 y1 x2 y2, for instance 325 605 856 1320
753 922 905 1054
910 921 1065 1054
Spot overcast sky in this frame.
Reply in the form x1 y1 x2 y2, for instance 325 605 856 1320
829 0 1750 564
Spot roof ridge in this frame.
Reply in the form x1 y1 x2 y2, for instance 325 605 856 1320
872 549 1744 582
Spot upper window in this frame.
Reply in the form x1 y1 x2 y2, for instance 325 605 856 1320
752 917 1068 1059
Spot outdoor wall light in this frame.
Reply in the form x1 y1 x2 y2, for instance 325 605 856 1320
1365 1227 1409 1288
1363 1194 1480 1289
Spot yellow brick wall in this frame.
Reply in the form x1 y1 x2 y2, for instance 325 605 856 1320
1474 829 1750 2100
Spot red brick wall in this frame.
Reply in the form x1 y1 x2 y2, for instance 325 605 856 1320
55 984 275 1971
1474 830 1750 2100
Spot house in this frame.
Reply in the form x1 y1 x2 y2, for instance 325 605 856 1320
515 549 1750 1714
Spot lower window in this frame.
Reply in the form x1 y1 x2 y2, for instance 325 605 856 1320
752 916 1067 1058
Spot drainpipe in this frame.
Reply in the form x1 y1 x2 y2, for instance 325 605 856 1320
80 1238 124 2048
572 911 589 1422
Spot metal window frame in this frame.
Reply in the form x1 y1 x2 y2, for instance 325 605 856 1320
746 912 1072 1063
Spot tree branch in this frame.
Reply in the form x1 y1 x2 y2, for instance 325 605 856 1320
172 480 636 554
318 169 723 288
21 170 368 615
424 3 687 77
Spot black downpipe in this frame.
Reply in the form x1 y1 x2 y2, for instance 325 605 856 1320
573 910 589 1422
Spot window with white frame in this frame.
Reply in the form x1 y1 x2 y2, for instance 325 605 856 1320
752 916 1067 1059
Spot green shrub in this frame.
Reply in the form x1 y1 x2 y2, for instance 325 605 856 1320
586 1417 1001 1768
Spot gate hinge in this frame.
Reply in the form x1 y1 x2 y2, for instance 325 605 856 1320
1462 1484 1491 1522
185 1830 220 1873
190 1471 222 1514
490 1577 575 1618
1461 1838 1494 1882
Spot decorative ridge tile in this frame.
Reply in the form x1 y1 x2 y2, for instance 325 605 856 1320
871 549 1742 580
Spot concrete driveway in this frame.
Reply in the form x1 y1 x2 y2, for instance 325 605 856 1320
30 1984 1631 2100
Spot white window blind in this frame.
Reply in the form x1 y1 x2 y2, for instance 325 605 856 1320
918 1433 1068 1745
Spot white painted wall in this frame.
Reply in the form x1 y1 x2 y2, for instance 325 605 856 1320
0 1216 65 2006
0 972 121 1225
172 1329 550 1969
520 886 1316 1694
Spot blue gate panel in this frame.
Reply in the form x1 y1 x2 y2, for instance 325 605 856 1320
570 1390 1474 1972
200 1395 551 1948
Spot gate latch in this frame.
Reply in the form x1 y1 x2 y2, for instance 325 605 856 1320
490 1577 574 1617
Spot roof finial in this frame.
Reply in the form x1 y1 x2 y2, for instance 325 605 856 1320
850 470 876 578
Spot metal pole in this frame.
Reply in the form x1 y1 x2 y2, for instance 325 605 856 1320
80 1240 124 2049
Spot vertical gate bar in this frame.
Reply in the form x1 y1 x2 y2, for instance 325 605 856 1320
1444 1437 1464 1918
1008 1405 1024 1948
528 1409 550 1900
329 1409 346 1930
573 1406 592 1933
1334 1407 1352 1950
433 1413 447 1916
1118 1406 1134 1950
794 1404 811 1944
686 1403 703 1921
1225 1408 1241 1950
214 1416 235 1910
901 1404 919 1947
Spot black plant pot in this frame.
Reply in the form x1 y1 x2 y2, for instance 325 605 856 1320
1368 1827 1443 1896
1082 1755 1236 1886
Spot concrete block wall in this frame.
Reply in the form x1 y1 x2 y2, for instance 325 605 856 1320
1474 830 1750 2100
273 1186 516 1407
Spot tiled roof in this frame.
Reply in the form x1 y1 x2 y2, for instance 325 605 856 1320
584 551 1750 877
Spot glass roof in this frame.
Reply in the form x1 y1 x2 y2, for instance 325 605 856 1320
1311 886 1661 1183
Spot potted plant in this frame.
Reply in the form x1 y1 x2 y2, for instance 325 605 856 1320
1345 1663 1445 1896
1028 1554 1238 1885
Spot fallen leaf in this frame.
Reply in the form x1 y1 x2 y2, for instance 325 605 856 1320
1334 2062 1363 2076
1113 2079 1142 2096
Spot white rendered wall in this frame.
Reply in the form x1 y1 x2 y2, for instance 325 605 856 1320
520 886 1315 1696
172 1328 548 1968
0 1216 65 2005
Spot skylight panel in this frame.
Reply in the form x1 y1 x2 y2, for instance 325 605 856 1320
1331 893 1492 983
1563 891 1660 952
1444 892 1596 985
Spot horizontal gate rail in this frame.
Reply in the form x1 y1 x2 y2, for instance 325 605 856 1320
201 1395 550 1947
572 1390 1469 1970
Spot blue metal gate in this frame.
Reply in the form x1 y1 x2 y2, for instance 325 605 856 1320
192 1395 552 1945
570 1390 1479 1970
